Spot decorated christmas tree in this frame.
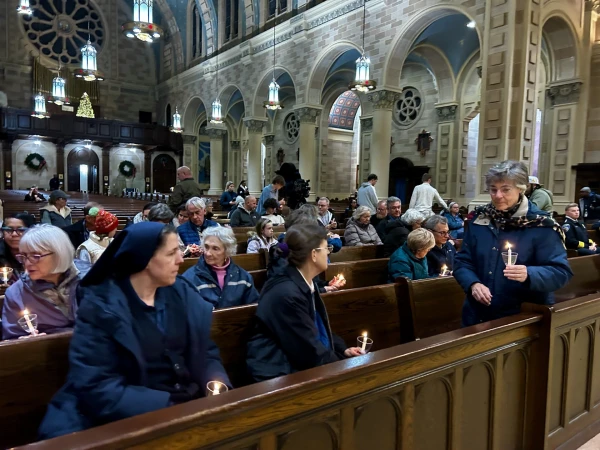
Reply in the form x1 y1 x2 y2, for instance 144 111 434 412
76 92 94 118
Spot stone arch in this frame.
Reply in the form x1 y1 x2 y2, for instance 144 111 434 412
183 96 209 133
410 44 456 104
305 40 363 105
383 5 482 86
541 14 579 82
153 0 185 72
193 0 218 54
251 66 297 117
218 84 246 128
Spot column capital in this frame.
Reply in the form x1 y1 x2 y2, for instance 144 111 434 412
230 140 241 150
435 103 458 122
294 106 322 124
243 117 267 134
206 125 227 139
586 0 600 12
547 80 583 106
263 134 275 145
367 90 402 110
182 134 197 144
360 116 373 132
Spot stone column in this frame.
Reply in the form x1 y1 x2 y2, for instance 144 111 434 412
476 0 542 198
359 116 373 184
435 104 458 199
295 106 322 201
243 118 266 196
545 81 582 209
263 134 275 185
55 140 65 186
229 140 241 185
182 134 198 178
367 90 401 199
3 139 13 191
102 146 110 195
206 125 227 195
144 150 152 193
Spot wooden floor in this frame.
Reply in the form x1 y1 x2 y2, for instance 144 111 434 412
579 434 600 449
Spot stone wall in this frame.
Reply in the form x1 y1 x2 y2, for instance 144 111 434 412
319 127 357 199
11 140 57 190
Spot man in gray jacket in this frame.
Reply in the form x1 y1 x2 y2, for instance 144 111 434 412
357 173 379 214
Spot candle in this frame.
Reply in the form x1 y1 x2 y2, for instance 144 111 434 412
361 331 368 352
440 265 448 277
213 385 220 395
506 242 512 266
22 309 35 334
1 267 8 283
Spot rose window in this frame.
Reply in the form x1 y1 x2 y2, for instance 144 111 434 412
284 112 300 144
394 88 423 128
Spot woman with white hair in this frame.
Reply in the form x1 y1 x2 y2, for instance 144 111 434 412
1 224 90 339
454 160 572 327
344 206 383 246
182 226 259 309
443 202 464 239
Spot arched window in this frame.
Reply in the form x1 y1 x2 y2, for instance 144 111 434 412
268 0 287 18
190 1 203 60
224 0 239 43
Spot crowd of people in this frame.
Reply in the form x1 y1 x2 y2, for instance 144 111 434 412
0 161 596 439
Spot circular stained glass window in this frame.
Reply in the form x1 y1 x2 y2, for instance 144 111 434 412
20 0 105 65
394 88 423 128
284 112 300 144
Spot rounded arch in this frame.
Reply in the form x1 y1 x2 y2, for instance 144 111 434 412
183 96 209 133
383 5 482 86
410 44 456 104
251 66 297 117
541 13 579 82
152 153 177 193
67 147 100 193
153 0 185 72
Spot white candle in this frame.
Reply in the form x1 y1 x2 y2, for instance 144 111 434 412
361 332 368 352
507 242 512 265
213 385 220 395
22 309 35 334
1 268 8 283
440 265 447 277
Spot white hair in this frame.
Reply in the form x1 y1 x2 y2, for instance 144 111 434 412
402 209 425 226
353 205 372 221
19 224 74 274
186 197 206 210
485 160 529 193
202 226 238 257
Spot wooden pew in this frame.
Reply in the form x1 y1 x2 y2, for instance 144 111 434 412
323 258 390 289
178 252 267 274
328 244 385 263
555 254 600 301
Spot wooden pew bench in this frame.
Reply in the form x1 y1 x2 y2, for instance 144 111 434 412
555 254 600 301
329 245 385 263
323 258 390 289
178 252 267 274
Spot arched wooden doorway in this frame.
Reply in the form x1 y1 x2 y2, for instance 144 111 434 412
388 157 429 204
152 154 177 193
67 148 100 193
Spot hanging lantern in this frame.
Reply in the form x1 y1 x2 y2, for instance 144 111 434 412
49 74 68 105
73 39 104 81
16 0 31 14
210 99 223 124
170 106 183 133
350 53 376 93
264 79 283 110
122 0 163 43
31 91 49 119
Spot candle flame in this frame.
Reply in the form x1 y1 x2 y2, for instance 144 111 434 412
441 265 447 271
362 331 368 338
337 274 345 281
506 242 512 249
23 309 29 316
214 385 220 395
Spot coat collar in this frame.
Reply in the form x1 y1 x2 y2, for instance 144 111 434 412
473 197 530 226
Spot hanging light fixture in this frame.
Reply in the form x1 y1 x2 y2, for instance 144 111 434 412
122 0 163 43
210 51 223 124
49 63 69 105
16 0 32 14
170 106 183 133
264 24 282 110
74 20 104 81
32 89 49 119
349 0 376 93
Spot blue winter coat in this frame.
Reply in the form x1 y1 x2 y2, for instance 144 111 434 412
38 276 229 439
388 242 433 282
177 218 219 246
182 256 259 309
454 198 573 327
443 212 465 239
219 191 237 212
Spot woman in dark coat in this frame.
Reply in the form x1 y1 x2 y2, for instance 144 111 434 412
246 223 363 382
454 160 573 327
38 222 230 439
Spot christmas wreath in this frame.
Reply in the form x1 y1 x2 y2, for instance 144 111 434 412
118 161 137 178
24 153 47 171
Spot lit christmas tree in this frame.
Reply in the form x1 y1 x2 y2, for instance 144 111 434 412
76 92 95 118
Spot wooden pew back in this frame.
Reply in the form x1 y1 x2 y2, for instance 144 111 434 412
328 245 384 263
323 258 389 289
555 254 600 301
178 252 267 274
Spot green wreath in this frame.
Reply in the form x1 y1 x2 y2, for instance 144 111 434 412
25 153 47 171
118 160 137 178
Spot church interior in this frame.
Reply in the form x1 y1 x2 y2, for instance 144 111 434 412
1 0 600 448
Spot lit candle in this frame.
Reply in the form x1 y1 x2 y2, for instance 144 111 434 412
506 242 512 266
440 265 448 277
213 385 220 395
22 309 35 334
1 267 8 283
361 331 368 352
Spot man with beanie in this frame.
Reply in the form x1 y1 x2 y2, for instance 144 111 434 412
40 190 72 227
526 176 553 213
76 209 119 264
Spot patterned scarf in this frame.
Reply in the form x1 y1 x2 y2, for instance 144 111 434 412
474 196 565 243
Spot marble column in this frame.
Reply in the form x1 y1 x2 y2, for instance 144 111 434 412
144 151 152 193
367 90 401 200
263 134 275 184
102 145 110 195
206 125 227 195
182 134 198 179
295 106 322 201
434 103 458 199
2 139 13 191
243 118 266 196
229 140 241 185
359 116 373 185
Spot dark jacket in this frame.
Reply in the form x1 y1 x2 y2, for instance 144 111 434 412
246 266 347 382
49 177 60 190
182 256 259 309
177 219 219 246
0 240 24 279
562 216 592 250
63 219 90 250
454 198 573 327
376 215 404 240
230 207 260 227
579 193 600 220
219 191 237 212
426 242 456 276
24 192 45 202
370 214 385 229
381 219 410 257
237 185 249 198
388 242 432 281
38 276 229 439
167 178 204 212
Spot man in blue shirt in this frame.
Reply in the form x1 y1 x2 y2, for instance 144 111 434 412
257 175 286 215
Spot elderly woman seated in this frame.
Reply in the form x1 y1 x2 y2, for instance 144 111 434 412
443 202 465 239
2 224 90 339
182 226 259 309
148 203 175 224
344 206 383 246
0 212 36 280
388 228 436 282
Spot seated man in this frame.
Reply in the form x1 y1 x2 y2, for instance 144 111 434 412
563 203 600 255
317 197 337 230
423 215 456 276
370 200 388 228
388 228 436 282
376 196 403 240
230 195 259 227
177 197 219 246
24 186 45 202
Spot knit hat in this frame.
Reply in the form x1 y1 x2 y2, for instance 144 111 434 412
94 210 119 235
49 190 68 202
581 187 592 193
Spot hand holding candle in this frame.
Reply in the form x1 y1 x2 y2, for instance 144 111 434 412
502 242 518 266
356 331 373 354
507 242 512 264
20 309 36 335
440 265 448 277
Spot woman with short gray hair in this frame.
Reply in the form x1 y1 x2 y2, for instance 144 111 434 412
148 203 175 224
182 226 259 309
401 209 425 230
454 160 572 327
344 206 383 246
2 224 91 339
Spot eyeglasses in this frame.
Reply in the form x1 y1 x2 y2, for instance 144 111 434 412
314 245 334 255
15 253 54 264
432 230 450 237
1 227 28 236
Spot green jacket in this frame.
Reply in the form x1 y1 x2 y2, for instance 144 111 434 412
529 187 554 213
168 178 204 212
388 242 432 282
